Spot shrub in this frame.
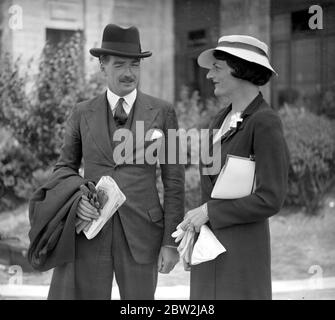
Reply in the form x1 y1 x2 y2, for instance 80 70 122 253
278 84 335 120
185 165 201 211
320 82 335 119
174 86 220 211
83 70 107 99
0 137 38 210
176 86 218 130
279 106 335 214
0 33 86 205
278 88 300 107
18 33 85 166
0 54 29 129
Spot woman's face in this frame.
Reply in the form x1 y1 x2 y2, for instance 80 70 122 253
206 59 240 98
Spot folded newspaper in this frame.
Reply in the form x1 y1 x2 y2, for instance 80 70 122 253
83 176 126 240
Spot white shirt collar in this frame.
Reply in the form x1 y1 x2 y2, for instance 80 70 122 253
107 88 137 115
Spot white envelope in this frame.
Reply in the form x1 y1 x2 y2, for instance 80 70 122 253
211 154 256 199
191 225 226 265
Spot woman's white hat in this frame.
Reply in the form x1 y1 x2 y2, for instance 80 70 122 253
198 35 277 75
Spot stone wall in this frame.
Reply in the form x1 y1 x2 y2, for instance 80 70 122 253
84 0 115 80
219 0 272 101
0 0 174 102
3 0 88 72
112 0 174 103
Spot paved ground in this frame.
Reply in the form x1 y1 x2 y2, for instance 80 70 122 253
1 277 335 300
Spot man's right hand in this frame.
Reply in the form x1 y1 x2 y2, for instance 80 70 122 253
76 195 100 221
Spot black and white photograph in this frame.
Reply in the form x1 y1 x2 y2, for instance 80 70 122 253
0 0 335 304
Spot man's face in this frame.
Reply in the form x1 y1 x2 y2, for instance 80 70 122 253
102 55 141 96
206 59 240 98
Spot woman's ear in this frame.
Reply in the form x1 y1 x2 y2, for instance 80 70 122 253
100 63 105 72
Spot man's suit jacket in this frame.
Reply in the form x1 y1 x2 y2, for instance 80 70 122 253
191 93 290 299
54 90 185 264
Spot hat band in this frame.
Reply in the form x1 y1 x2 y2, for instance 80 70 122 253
101 41 141 53
217 41 268 57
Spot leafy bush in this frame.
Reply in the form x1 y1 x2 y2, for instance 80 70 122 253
15 33 85 166
0 33 87 206
279 106 335 214
175 86 220 211
320 82 335 119
278 84 335 120
0 54 29 129
0 140 39 198
83 70 106 99
278 88 300 107
176 86 218 130
185 165 201 210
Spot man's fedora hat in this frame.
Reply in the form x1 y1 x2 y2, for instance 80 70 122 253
198 35 277 75
90 24 152 58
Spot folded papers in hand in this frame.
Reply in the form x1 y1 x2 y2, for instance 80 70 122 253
83 176 126 240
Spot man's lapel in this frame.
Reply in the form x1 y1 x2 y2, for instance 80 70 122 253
83 91 116 165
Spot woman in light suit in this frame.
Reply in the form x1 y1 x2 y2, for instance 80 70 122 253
180 35 290 299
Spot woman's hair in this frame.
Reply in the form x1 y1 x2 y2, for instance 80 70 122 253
213 50 273 86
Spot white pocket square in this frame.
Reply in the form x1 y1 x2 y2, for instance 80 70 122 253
150 129 163 140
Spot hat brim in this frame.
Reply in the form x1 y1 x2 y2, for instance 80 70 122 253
198 47 277 75
90 48 152 58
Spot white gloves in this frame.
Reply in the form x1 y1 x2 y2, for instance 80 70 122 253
172 224 226 267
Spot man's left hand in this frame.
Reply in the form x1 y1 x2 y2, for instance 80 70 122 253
157 246 179 274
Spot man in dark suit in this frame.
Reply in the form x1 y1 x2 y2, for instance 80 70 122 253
50 24 185 300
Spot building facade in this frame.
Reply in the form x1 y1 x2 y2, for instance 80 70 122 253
271 0 335 108
0 0 174 102
1 0 334 107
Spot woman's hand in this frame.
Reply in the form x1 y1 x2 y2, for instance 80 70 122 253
180 204 209 233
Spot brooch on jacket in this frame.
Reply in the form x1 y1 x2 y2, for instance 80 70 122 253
221 112 244 142
229 112 243 129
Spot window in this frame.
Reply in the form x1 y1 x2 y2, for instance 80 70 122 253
291 9 311 33
272 3 335 108
188 29 207 47
46 28 77 49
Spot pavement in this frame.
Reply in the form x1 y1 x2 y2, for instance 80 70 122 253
1 277 335 300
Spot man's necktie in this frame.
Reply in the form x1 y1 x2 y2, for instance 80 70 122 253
114 97 127 127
